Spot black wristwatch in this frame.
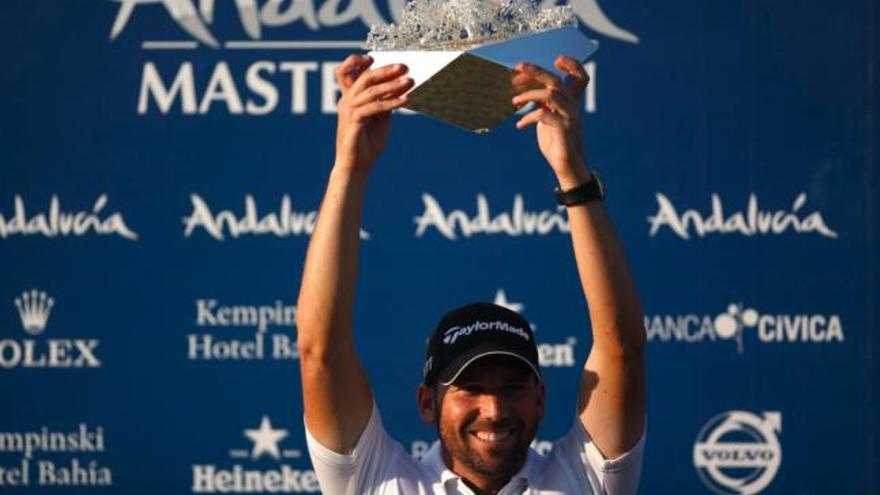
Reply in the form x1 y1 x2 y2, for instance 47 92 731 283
554 172 604 206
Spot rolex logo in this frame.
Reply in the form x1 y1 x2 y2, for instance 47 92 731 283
2 289 101 369
14 289 55 335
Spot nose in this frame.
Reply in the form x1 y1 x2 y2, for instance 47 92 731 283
478 393 508 421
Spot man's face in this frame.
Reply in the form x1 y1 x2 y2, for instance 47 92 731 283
434 355 545 482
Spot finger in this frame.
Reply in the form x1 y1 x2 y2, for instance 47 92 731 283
335 54 373 91
554 56 590 95
512 72 544 91
350 76 414 107
515 62 563 90
350 64 409 96
512 88 570 117
352 95 409 122
515 107 565 130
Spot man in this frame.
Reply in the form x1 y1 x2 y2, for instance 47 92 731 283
296 53 646 494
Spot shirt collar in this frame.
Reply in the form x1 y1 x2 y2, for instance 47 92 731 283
424 441 460 488
422 441 536 494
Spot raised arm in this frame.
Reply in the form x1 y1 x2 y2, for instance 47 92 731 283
512 58 646 458
296 55 412 453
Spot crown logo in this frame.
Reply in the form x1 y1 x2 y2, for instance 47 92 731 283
14 289 55 335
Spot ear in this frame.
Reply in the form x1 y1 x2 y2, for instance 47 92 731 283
417 383 438 425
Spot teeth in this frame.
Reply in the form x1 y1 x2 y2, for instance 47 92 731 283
474 431 511 442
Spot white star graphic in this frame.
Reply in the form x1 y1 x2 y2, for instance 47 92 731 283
244 415 289 460
494 289 524 314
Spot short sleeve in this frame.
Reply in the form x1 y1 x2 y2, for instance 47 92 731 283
304 403 406 495
551 420 646 495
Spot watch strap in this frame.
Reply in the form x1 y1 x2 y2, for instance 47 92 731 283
554 172 604 206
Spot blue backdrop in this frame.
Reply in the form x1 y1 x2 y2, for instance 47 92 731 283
0 0 876 493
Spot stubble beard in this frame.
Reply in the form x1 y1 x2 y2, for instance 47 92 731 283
437 415 536 480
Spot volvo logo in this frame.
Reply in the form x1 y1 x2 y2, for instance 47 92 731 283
693 410 782 495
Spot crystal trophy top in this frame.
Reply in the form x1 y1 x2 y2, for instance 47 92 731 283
364 0 598 133
366 0 578 51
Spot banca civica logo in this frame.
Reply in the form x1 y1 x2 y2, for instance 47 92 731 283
693 411 782 495
2 290 101 369
644 302 844 353
191 415 318 493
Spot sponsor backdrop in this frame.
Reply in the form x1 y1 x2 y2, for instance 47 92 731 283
0 0 875 494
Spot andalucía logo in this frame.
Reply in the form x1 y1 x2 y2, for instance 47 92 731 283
2 290 101 369
414 194 570 240
647 192 837 240
182 195 370 241
109 0 639 48
188 298 299 362
693 411 782 495
107 0 639 116
644 302 844 353
0 424 111 488
0 195 138 240
191 415 318 493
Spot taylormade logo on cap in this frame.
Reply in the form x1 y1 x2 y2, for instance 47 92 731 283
442 320 531 345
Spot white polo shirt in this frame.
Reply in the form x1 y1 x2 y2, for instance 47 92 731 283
305 404 645 495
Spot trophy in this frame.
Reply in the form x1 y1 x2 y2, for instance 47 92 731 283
365 0 599 133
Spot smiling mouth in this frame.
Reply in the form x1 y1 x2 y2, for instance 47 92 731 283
471 429 516 443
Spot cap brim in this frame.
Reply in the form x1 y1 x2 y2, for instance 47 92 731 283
438 348 541 386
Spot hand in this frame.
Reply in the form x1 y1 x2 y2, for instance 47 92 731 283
334 55 414 173
512 56 591 189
